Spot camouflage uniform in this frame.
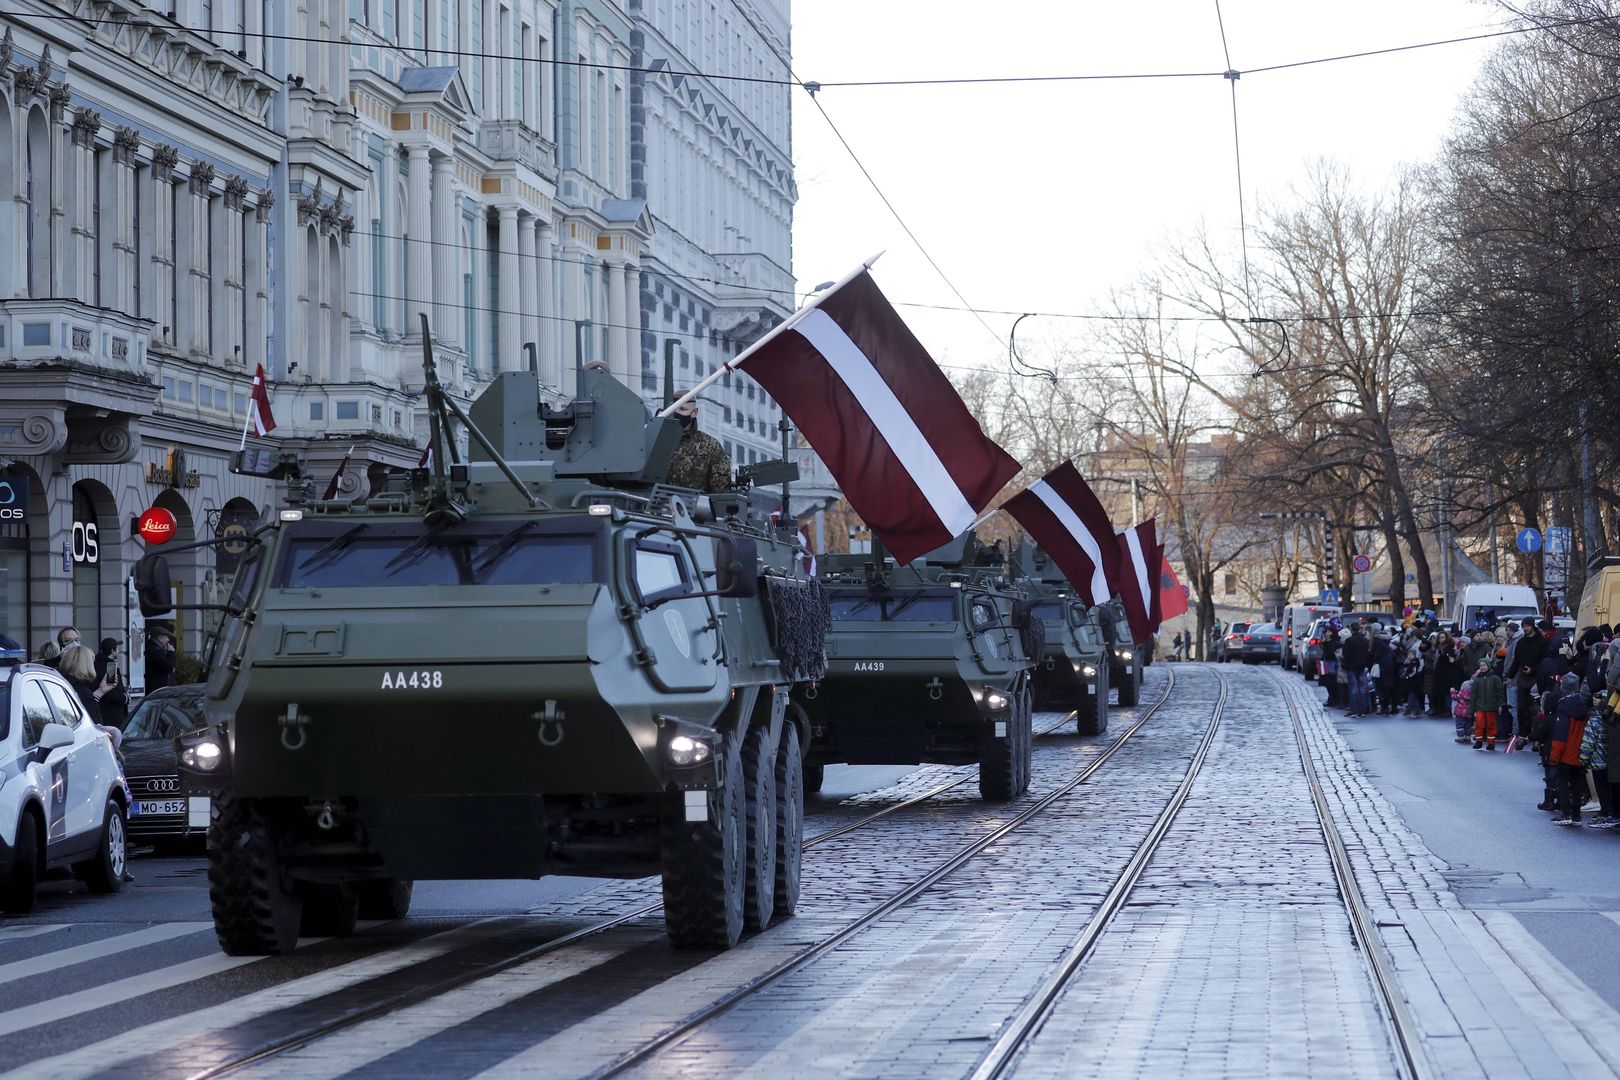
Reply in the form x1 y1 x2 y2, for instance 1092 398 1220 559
666 425 732 493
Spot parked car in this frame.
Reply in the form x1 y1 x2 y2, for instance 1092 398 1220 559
1216 622 1251 663
1299 618 1332 679
1281 604 1338 671
121 684 211 846
1241 622 1286 664
0 645 131 912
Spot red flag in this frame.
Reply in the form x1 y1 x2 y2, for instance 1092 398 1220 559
417 446 432 469
736 270 1018 565
1157 550 1189 622
322 446 354 501
249 364 277 436
1003 462 1121 608
1117 519 1157 644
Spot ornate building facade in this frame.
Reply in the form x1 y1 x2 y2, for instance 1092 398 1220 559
0 0 801 657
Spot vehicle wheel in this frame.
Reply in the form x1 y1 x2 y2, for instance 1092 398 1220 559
2 811 41 915
1117 663 1139 707
300 884 359 937
740 724 777 933
802 762 825 795
356 878 414 920
76 798 127 894
661 734 746 950
1017 686 1034 795
979 702 1019 801
208 798 303 956
772 723 804 919
1077 676 1106 735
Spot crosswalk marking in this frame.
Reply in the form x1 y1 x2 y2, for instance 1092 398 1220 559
0 951 261 1037
7 918 512 1079
0 923 213 988
231 930 654 1080
0 925 70 941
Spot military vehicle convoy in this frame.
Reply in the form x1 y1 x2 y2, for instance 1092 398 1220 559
796 538 1037 801
139 342 828 955
1103 598 1144 707
1018 550 1111 735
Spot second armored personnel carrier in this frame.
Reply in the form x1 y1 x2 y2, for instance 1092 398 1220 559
796 538 1036 801
1016 548 1110 734
1104 597 1144 707
141 343 828 955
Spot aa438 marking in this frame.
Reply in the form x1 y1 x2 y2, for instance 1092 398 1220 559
381 670 444 689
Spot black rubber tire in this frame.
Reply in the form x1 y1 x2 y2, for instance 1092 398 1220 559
740 724 777 933
1117 660 1140 707
208 798 302 956
661 735 747 950
1076 668 1106 735
979 698 1019 801
356 878 414 920
1017 686 1033 795
77 798 127 894
773 722 804 919
300 885 359 937
2 811 40 915
803 762 825 794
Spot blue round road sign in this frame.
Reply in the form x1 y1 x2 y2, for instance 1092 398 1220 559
1516 528 1542 555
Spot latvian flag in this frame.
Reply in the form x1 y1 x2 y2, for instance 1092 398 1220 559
249 364 278 436
1002 462 1121 608
1117 518 1158 644
735 270 1018 565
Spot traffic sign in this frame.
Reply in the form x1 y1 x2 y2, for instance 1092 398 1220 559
1546 526 1573 554
1351 553 1373 574
1321 588 1341 605
1516 528 1542 554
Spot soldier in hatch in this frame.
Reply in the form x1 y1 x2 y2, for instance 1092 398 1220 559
665 392 732 493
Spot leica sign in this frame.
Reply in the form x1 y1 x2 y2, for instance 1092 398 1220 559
137 507 178 545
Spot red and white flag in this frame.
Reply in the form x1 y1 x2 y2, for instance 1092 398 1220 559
1117 518 1158 644
1003 461 1120 608
249 364 277 436
417 445 432 469
732 270 1018 565
322 445 354 501
1156 549 1189 624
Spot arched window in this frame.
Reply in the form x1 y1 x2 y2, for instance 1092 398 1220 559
26 108 50 297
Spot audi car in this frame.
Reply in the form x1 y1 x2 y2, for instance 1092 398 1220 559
122 684 211 846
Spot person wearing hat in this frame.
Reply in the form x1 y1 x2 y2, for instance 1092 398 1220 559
1510 618 1549 742
1471 659 1506 750
145 625 177 691
93 638 129 731
1549 671 1592 825
664 391 732 494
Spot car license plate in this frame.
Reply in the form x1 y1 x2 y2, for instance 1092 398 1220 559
132 799 186 817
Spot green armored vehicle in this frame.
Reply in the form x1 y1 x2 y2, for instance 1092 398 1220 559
141 348 828 955
796 537 1037 801
1016 547 1109 734
1103 597 1144 707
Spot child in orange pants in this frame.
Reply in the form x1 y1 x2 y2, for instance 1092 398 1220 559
1472 660 1506 751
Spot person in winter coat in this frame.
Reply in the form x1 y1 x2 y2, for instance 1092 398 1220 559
145 627 177 691
1342 623 1372 716
1514 620 1552 740
1402 638 1427 717
92 638 129 732
1452 674 1475 745
1372 633 1398 715
1549 672 1592 825
55 644 123 752
1580 700 1616 828
1471 661 1507 751
1320 624 1343 707
1536 687 1560 811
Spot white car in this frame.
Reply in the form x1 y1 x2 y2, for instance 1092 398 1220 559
0 646 131 913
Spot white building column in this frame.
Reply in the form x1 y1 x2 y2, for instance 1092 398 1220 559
430 152 457 344
605 259 627 385
624 262 642 390
405 144 432 334
497 204 520 371
150 147 178 345
109 127 139 313
245 192 272 366
69 108 100 302
535 220 556 391
220 177 249 367
561 248 582 397
518 216 538 367
183 162 215 357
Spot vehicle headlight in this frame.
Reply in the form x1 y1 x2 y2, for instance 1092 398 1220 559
1116 649 1132 660
984 689 1010 711
1081 664 1097 677
181 740 223 772
667 734 713 767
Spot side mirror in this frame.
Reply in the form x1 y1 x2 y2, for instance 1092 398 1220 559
38 722 74 753
714 536 759 599
134 554 174 616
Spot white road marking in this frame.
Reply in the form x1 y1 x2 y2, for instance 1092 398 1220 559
0 923 213 987
0 951 261 1037
6 918 517 1078
0 925 69 941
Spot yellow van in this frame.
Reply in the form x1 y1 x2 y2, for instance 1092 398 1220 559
1577 557 1620 629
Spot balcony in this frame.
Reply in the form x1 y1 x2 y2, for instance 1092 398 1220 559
0 298 152 378
478 120 556 180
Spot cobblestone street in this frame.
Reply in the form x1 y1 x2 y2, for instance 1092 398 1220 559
4 664 1620 1079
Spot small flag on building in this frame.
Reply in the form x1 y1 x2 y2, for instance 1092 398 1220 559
322 445 354 501
1157 550 1189 623
1117 518 1158 644
1002 461 1121 608
711 264 1018 565
249 364 277 436
416 445 432 469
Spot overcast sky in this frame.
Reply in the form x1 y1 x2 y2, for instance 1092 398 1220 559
788 0 1502 376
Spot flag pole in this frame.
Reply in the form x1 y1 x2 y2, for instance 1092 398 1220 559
656 251 885 418
236 405 253 452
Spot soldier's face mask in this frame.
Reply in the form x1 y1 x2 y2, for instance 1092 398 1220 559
677 412 696 430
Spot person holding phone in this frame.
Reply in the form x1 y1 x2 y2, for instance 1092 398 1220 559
94 638 130 731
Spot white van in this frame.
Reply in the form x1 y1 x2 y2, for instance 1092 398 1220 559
1452 583 1540 634
1282 604 1339 670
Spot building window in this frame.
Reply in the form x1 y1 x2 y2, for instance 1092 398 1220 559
162 376 176 399
234 392 246 413
335 400 360 420
309 401 325 421
1224 573 1237 597
177 381 193 403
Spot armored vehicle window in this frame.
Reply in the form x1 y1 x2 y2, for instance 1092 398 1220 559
278 524 598 588
1029 601 1063 622
829 590 959 622
633 543 692 606
970 597 999 629
1076 623 1106 649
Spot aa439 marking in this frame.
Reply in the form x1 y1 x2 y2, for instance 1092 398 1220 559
381 670 444 689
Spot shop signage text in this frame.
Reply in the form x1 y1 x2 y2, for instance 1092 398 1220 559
0 477 28 523
137 507 178 545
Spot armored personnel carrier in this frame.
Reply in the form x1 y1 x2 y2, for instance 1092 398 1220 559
796 537 1036 801
1103 597 1143 707
139 341 828 955
1016 549 1111 734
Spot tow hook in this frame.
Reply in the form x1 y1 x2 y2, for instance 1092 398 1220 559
279 704 310 752
535 700 566 747
926 677 944 701
316 801 336 830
